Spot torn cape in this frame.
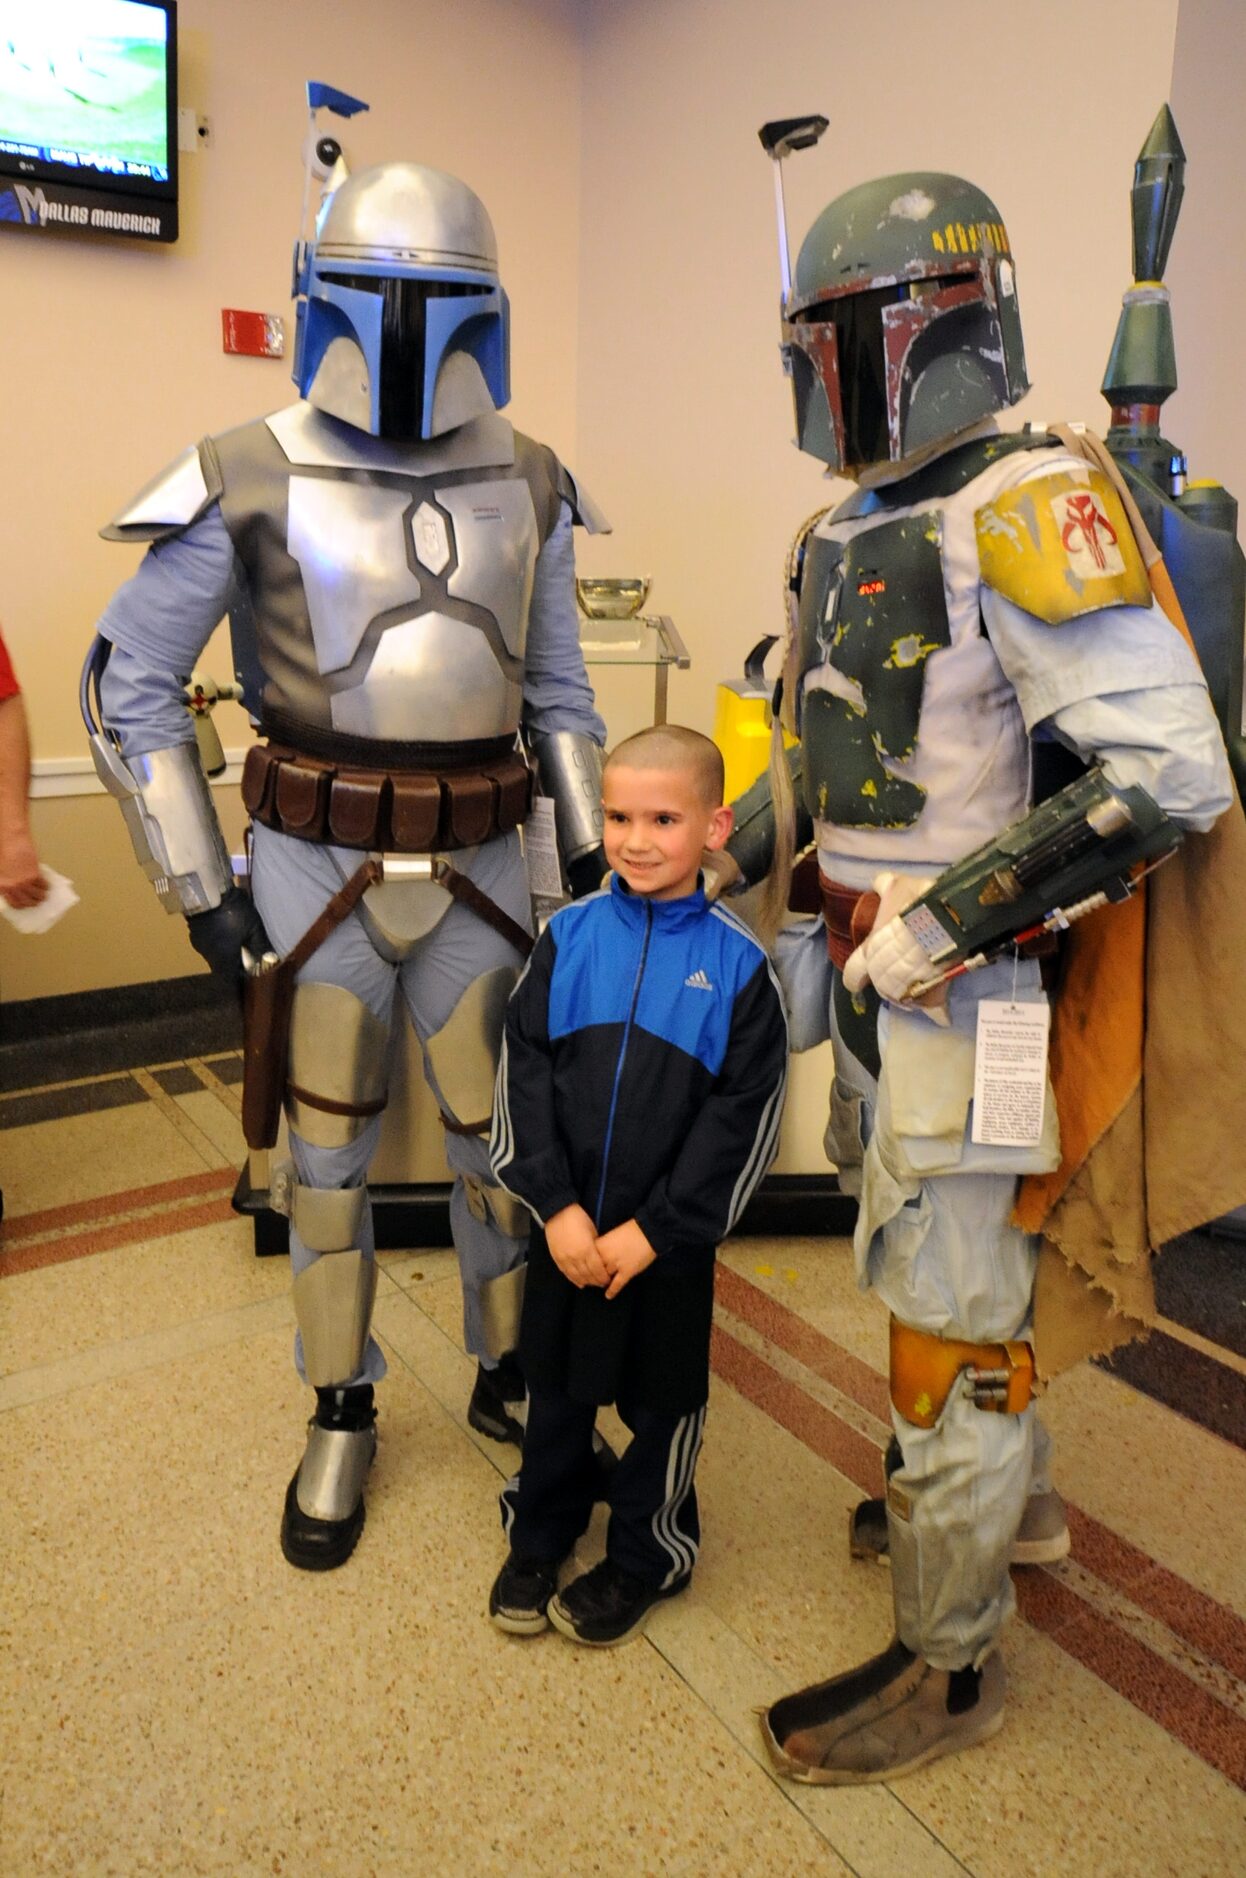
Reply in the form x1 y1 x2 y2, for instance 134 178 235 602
1015 433 1246 1375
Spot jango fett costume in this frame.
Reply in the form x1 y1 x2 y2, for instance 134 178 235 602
731 131 1236 1782
82 131 611 1572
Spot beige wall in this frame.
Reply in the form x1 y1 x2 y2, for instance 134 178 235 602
9 0 1240 1006
1168 0 1246 523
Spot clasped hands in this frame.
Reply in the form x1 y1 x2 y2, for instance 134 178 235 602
545 1204 656 1301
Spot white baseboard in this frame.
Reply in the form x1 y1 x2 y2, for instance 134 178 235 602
31 752 248 799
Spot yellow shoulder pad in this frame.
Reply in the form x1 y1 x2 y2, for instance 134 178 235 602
975 465 1150 623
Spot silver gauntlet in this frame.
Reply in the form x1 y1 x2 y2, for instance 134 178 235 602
532 730 605 865
90 735 234 915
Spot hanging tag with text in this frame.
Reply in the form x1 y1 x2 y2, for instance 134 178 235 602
523 795 564 901
971 999 1050 1147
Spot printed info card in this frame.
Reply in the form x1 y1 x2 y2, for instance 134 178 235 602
971 998 1050 1148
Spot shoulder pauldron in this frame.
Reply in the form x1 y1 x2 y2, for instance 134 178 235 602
975 466 1150 623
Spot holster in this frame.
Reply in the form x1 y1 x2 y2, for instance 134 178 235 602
240 858 381 1150
890 1315 1036 1428
242 962 297 1151
819 874 881 972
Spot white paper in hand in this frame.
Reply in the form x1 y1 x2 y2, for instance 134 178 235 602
1 866 80 935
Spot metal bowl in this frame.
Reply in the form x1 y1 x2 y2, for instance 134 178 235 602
575 576 650 620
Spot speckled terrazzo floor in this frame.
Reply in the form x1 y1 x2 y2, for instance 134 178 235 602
1 1050 1244 1876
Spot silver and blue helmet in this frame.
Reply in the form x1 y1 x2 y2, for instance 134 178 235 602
292 161 509 441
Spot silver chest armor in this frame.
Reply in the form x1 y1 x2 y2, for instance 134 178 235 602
211 402 562 748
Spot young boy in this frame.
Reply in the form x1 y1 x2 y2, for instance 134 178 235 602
487 724 788 1645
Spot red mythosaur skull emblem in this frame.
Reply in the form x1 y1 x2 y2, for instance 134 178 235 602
1060 492 1118 571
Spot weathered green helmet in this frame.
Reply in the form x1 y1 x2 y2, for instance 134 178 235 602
784 171 1029 473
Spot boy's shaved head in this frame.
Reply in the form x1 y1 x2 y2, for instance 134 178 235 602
604 725 725 807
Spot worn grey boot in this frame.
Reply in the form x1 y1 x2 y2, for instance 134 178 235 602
761 1638 1007 1785
850 1487 1070 1567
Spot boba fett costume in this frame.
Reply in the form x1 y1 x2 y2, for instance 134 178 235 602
731 150 1235 1781
83 155 608 1572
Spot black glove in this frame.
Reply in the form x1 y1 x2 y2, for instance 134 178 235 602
186 886 272 1003
566 846 608 900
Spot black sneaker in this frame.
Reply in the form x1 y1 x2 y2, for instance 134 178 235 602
467 1353 527 1444
547 1557 689 1648
489 1550 561 1636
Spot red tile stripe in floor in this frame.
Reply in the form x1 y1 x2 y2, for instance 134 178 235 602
1013 1565 1246 1791
711 1323 883 1499
0 1168 240 1277
714 1262 891 1422
0 1167 238 1241
711 1270 1246 1794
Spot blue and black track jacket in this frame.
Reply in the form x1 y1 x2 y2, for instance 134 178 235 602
490 875 787 1413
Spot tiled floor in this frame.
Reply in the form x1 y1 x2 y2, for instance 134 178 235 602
2 1048 1244 1876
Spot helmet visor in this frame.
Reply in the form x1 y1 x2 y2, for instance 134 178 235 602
320 273 481 440
787 266 993 468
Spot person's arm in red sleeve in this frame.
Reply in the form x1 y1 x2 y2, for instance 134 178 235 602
0 637 47 908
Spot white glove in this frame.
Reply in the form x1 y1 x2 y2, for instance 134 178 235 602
842 871 939 1003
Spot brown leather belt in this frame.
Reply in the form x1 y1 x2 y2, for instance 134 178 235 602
241 740 533 852
818 873 881 972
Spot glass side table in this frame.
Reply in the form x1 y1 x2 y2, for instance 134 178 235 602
578 613 690 725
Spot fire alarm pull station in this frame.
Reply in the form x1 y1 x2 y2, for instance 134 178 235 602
222 310 285 358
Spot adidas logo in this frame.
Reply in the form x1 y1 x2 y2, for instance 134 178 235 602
684 969 713 991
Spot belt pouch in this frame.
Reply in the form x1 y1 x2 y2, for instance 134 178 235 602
241 960 297 1150
240 744 279 819
274 758 332 838
492 757 534 830
391 773 443 849
328 771 388 848
448 772 497 847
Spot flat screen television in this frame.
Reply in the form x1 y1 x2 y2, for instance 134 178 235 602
0 0 177 243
